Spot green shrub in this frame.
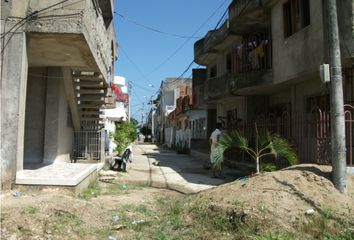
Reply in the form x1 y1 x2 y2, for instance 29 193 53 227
175 141 190 154
260 163 277 172
113 121 137 155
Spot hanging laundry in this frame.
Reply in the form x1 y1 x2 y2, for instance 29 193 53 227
256 41 265 58
248 49 259 69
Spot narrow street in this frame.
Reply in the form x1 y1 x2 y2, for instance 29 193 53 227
113 143 242 194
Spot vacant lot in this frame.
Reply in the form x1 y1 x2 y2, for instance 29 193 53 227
1 164 354 239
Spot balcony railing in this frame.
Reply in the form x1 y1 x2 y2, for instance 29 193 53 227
194 38 205 60
231 33 272 74
228 33 272 91
228 0 271 34
116 93 129 103
229 0 268 21
204 20 230 52
205 72 231 100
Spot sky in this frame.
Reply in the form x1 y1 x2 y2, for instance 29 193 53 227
113 0 232 122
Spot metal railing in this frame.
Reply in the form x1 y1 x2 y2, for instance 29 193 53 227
227 106 354 166
73 130 102 160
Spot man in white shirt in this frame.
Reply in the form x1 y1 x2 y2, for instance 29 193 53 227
209 122 223 177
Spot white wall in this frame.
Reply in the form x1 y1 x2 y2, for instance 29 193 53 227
105 102 127 121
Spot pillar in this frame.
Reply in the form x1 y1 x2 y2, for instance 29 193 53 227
1 33 28 188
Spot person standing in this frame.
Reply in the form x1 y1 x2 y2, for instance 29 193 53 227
209 122 223 177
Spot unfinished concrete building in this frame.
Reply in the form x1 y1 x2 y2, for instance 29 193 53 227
194 0 354 166
1 0 117 189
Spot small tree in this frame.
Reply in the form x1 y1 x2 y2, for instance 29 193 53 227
214 126 297 174
113 121 137 155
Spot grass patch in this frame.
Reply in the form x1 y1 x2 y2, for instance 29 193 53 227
79 181 101 200
301 207 354 239
102 182 150 195
22 206 39 214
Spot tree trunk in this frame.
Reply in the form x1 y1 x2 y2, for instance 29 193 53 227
327 0 347 193
256 156 260 174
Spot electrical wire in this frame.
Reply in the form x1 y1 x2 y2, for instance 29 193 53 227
156 2 232 86
114 12 201 39
1 0 70 40
1 0 86 55
119 45 156 89
145 0 231 77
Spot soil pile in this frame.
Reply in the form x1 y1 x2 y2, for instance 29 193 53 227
191 164 354 236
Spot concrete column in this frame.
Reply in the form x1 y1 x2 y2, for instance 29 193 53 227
43 68 61 164
43 67 73 164
1 33 28 188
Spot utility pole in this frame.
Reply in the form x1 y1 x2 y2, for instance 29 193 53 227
141 102 145 127
128 80 132 122
327 0 347 193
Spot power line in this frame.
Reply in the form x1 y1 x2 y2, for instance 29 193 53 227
114 12 201 39
145 0 231 77
1 0 70 40
1 0 85 55
119 45 156 88
130 81 155 92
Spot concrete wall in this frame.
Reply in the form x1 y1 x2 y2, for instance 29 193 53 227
57 75 73 163
337 0 354 59
43 68 73 164
217 96 246 122
5 0 115 83
272 0 325 84
291 78 327 114
1 33 28 188
24 68 47 164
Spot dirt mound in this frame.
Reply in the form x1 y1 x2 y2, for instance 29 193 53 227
192 164 354 235
1 185 180 240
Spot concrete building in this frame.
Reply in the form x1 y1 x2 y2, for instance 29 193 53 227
152 77 191 147
1 0 117 188
194 0 354 165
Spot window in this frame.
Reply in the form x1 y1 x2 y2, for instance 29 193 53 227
209 65 217 78
283 0 310 37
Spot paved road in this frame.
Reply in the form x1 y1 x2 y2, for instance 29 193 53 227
115 143 242 194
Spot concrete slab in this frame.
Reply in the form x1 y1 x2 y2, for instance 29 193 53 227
16 163 98 186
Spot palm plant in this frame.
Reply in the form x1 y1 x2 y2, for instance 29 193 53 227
214 126 297 174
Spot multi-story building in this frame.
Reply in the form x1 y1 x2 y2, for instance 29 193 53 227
194 0 354 165
153 77 191 147
1 0 117 188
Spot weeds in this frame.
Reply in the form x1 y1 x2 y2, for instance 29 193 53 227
23 206 39 214
79 181 101 200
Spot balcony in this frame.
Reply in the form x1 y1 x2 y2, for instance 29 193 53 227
26 0 115 84
104 88 116 109
204 21 234 52
165 105 175 116
228 32 273 92
230 70 273 93
194 21 239 66
205 73 232 101
228 0 271 33
175 96 192 116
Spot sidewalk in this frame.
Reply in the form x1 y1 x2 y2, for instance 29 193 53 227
114 143 243 194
